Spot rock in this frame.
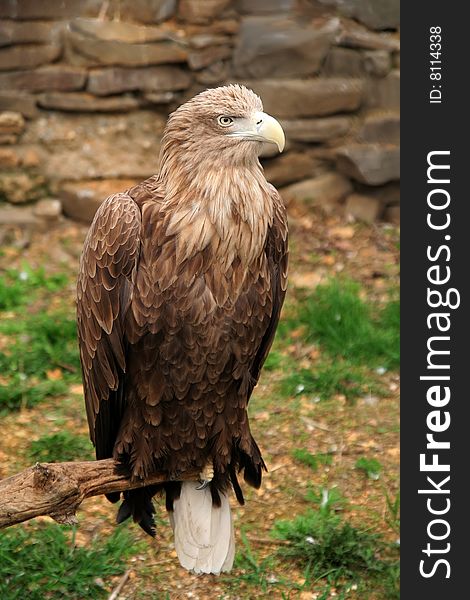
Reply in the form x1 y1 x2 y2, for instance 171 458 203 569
366 69 400 109
0 0 102 20
384 205 400 224
143 91 178 104
20 146 43 167
0 134 17 145
319 0 400 30
338 24 399 51
22 111 166 150
233 17 338 78
37 92 141 112
69 17 174 44
281 116 352 143
366 181 400 206
189 34 232 49
188 45 231 70
195 60 231 84
46 144 157 180
358 112 399 144
33 198 62 220
0 205 38 226
363 50 391 77
0 92 38 119
41 113 163 179
0 111 25 135
58 179 139 222
178 0 232 23
117 0 177 24
0 172 46 204
0 20 64 46
323 47 363 76
237 0 294 13
210 19 240 35
280 172 352 208
0 112 28 146
0 65 87 92
0 148 19 168
263 153 319 187
335 143 399 185
67 30 187 66
242 78 363 118
344 193 382 222
88 66 192 95
0 44 61 71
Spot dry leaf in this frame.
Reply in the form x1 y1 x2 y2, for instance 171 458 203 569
290 271 322 289
330 225 355 239
321 255 336 265
254 411 270 421
46 368 62 381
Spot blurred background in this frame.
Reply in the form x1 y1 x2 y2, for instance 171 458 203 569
0 2 399 599
0 0 399 223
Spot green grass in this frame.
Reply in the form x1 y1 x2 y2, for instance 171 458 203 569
255 278 400 596
383 488 400 536
297 279 399 370
0 263 77 412
0 311 79 376
0 266 67 311
355 457 383 480
0 379 69 414
231 533 291 594
305 486 347 514
28 432 93 463
0 311 79 413
263 349 284 371
227 494 399 599
269 483 399 598
292 448 333 471
274 279 399 403
273 510 399 597
280 363 374 402
0 523 141 600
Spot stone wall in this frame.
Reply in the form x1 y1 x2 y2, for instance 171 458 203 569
0 0 400 227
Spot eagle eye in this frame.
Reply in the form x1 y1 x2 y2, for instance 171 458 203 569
218 116 234 127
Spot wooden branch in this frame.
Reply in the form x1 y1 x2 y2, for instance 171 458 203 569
0 459 199 530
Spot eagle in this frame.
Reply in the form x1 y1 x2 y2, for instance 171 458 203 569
77 84 288 574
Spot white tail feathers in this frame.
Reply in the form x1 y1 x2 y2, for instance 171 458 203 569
170 481 235 575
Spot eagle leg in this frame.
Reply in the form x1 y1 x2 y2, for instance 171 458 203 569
195 461 214 490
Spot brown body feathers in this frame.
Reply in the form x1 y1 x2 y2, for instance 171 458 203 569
77 85 288 537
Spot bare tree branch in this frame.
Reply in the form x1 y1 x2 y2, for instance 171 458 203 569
0 459 199 529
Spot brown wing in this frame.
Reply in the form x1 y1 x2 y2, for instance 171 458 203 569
247 187 288 398
77 192 141 459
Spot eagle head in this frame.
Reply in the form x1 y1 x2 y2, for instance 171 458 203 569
162 85 285 167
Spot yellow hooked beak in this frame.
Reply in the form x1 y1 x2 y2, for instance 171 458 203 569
227 111 285 153
254 111 285 152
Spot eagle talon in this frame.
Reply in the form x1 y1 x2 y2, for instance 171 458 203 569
195 479 211 490
196 462 214 489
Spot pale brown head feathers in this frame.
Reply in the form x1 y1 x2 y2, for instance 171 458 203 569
159 85 284 178
156 85 285 266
